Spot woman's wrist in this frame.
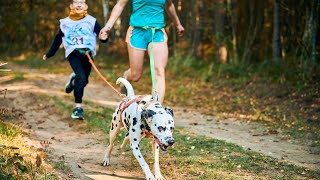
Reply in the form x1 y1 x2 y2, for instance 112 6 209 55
105 22 112 30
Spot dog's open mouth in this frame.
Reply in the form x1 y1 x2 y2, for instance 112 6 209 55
154 136 170 151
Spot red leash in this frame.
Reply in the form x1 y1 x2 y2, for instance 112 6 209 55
85 51 125 98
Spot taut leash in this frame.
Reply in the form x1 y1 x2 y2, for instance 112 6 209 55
85 51 125 98
141 26 160 101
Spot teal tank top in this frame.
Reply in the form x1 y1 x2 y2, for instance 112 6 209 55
130 0 166 28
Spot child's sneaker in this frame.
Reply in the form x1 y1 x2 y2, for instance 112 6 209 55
65 73 76 94
119 70 128 95
71 107 84 120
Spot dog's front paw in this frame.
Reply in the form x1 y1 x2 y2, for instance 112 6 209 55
155 173 165 180
145 173 155 180
101 158 110 166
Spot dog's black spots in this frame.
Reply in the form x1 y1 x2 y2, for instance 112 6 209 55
157 146 159 149
158 111 163 114
141 100 146 104
165 107 174 117
138 155 141 158
116 124 118 127
140 124 145 130
135 147 139 150
168 120 171 124
132 128 135 132
155 103 162 108
148 110 157 117
154 124 157 126
142 109 156 119
128 115 131 119
111 123 114 130
126 133 129 136
113 116 116 121
141 132 144 135
117 109 119 114
124 119 129 126
124 112 127 117
133 118 137 126
146 124 151 131
134 138 137 141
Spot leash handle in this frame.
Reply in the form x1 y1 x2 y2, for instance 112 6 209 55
85 52 125 98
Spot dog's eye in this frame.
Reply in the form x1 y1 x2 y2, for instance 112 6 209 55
170 127 174 132
158 126 166 132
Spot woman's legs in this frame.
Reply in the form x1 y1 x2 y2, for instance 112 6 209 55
126 44 145 82
148 42 168 103
125 26 169 103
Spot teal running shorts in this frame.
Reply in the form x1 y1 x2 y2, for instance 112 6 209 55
125 26 168 50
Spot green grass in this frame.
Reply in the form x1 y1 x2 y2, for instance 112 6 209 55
10 51 70 74
168 130 320 179
13 72 25 81
0 122 58 179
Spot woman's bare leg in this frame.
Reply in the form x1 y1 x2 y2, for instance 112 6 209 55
148 42 168 104
126 44 146 82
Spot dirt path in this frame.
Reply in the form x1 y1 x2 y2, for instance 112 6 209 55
1 65 319 179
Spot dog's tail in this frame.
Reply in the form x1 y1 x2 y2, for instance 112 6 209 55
116 77 135 96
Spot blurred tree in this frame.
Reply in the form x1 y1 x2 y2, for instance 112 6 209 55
302 0 320 62
0 0 318 68
102 0 110 24
273 0 282 60
214 0 227 64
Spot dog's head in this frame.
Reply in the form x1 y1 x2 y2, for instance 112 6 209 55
142 103 175 151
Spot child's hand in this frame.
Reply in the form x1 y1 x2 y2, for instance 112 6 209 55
99 31 108 40
43 54 47 61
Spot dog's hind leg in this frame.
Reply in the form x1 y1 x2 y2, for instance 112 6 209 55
120 133 129 149
152 140 164 180
102 111 121 166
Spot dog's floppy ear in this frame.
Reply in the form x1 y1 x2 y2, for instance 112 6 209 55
141 109 156 121
165 107 174 117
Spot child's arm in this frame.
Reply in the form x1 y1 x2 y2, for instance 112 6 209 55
94 21 108 43
43 29 63 60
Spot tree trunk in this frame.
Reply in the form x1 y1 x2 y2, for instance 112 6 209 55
227 0 238 64
310 0 320 62
101 0 109 24
214 0 227 64
241 1 263 63
189 0 199 56
273 0 282 60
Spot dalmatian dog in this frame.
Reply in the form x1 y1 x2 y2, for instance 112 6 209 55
102 77 175 180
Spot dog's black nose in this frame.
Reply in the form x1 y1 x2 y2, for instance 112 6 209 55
168 139 175 146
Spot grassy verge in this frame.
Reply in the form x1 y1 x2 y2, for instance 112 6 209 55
0 121 58 179
51 96 320 179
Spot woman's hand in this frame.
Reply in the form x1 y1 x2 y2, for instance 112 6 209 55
176 24 185 37
99 24 111 40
